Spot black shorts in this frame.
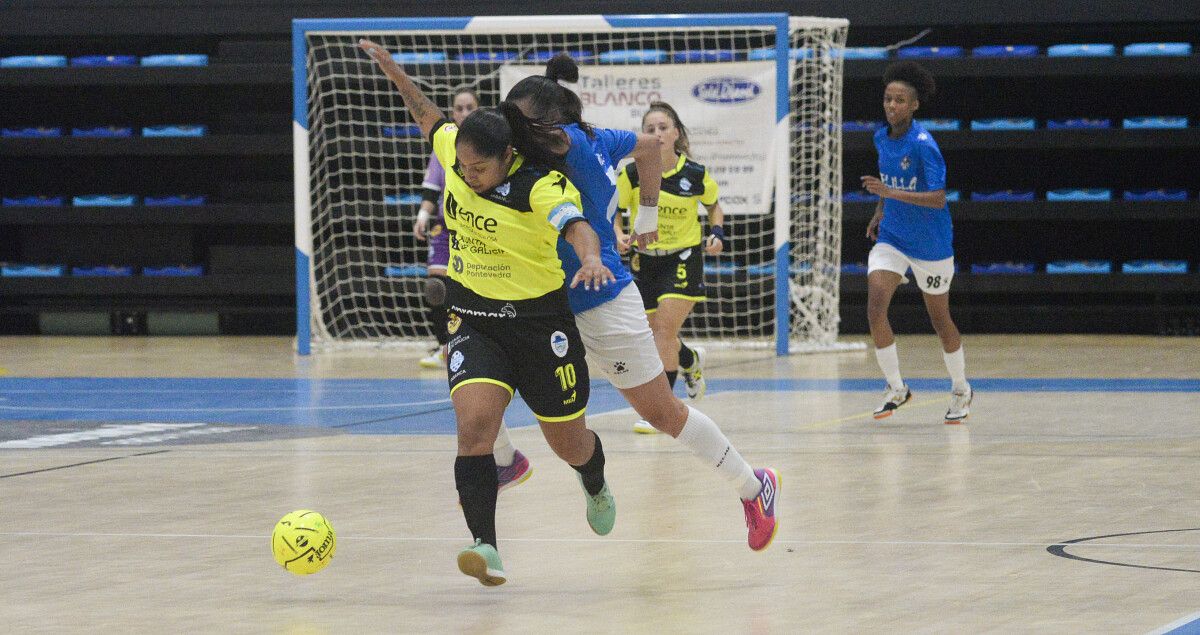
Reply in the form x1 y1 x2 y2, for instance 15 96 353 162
629 245 706 312
445 311 589 422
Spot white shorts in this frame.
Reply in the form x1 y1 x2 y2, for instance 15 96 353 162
868 242 955 295
574 282 665 390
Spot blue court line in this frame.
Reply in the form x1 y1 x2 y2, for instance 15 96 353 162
1150 610 1200 635
0 377 1195 434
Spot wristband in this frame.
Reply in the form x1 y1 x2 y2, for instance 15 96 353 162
709 225 725 241
633 203 658 235
416 208 431 225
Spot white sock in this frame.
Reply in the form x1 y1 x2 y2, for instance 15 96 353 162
676 406 760 500
943 346 968 393
492 419 516 466
875 343 905 390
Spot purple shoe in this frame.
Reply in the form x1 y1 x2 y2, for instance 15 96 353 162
497 450 532 494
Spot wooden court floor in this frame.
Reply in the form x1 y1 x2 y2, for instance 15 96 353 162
1 334 1199 633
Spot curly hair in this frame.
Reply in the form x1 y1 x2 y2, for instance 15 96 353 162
883 61 936 103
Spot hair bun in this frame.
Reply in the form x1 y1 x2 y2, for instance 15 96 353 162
545 53 579 83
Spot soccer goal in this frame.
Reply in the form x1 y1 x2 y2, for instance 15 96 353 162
294 13 854 356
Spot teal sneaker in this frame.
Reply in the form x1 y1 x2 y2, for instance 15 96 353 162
456 539 506 586
577 474 616 536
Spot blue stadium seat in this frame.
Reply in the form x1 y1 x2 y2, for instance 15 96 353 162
143 125 207 137
917 119 960 131
72 266 134 277
453 51 518 62
1123 42 1191 56
70 55 138 67
971 190 1035 202
971 262 1036 275
3 195 64 207
1047 189 1112 201
143 265 204 276
391 52 446 63
1123 189 1189 202
598 50 668 64
1122 260 1188 274
1 264 65 277
72 126 133 138
972 45 1038 57
2 127 62 138
1123 116 1188 129
140 54 208 67
673 50 736 63
897 46 964 58
73 195 137 207
1047 118 1111 130
1 55 67 67
840 47 889 59
970 118 1036 131
145 195 206 206
1046 44 1115 57
1046 261 1112 274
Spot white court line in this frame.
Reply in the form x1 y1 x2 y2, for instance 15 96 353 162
2 531 1198 549
0 398 451 413
1147 610 1200 635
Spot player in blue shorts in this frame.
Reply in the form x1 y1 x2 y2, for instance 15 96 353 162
503 54 779 551
859 61 973 424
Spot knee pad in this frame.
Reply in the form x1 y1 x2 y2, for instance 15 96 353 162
424 276 446 306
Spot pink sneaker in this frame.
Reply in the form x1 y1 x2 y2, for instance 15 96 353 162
496 449 532 494
742 468 780 551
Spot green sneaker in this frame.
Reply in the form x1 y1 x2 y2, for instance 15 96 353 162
456 539 506 586
577 474 616 536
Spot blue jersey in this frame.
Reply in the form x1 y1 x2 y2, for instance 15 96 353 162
874 121 954 260
557 123 637 313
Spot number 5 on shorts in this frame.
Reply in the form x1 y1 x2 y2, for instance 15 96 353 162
675 263 688 289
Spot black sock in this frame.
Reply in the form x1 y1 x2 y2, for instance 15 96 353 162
572 431 606 496
455 454 499 548
678 341 695 369
666 370 678 389
426 305 449 345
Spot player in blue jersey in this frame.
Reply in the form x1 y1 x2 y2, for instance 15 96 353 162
502 54 780 551
859 61 972 424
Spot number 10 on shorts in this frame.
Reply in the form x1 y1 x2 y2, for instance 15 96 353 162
554 363 577 392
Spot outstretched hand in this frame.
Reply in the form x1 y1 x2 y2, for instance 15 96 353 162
570 256 617 291
359 39 402 78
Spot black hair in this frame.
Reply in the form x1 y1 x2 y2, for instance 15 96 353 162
503 53 593 136
883 61 936 103
456 104 567 172
643 101 691 156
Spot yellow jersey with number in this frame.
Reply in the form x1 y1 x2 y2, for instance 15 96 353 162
617 153 718 251
430 120 585 302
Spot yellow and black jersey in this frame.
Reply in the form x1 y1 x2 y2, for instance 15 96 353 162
429 120 586 312
617 153 718 252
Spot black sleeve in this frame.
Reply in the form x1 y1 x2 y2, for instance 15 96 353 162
421 187 441 203
427 119 451 145
559 216 587 237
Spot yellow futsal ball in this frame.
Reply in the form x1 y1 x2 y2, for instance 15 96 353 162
272 510 336 575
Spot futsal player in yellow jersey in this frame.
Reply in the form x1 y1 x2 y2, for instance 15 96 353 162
615 102 725 423
361 39 617 587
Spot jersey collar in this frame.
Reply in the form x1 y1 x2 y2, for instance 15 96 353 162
662 152 687 178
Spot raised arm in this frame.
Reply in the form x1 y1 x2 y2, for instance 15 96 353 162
629 132 662 248
359 39 444 139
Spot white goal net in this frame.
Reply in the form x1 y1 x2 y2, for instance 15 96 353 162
295 15 848 355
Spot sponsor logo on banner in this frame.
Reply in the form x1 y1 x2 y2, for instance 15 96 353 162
500 61 776 216
691 77 762 104
551 331 569 357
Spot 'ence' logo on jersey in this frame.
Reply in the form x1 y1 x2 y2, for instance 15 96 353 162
444 192 498 233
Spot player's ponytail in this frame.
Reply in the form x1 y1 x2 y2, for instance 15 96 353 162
644 101 691 156
543 53 593 136
503 53 594 136
497 100 568 171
